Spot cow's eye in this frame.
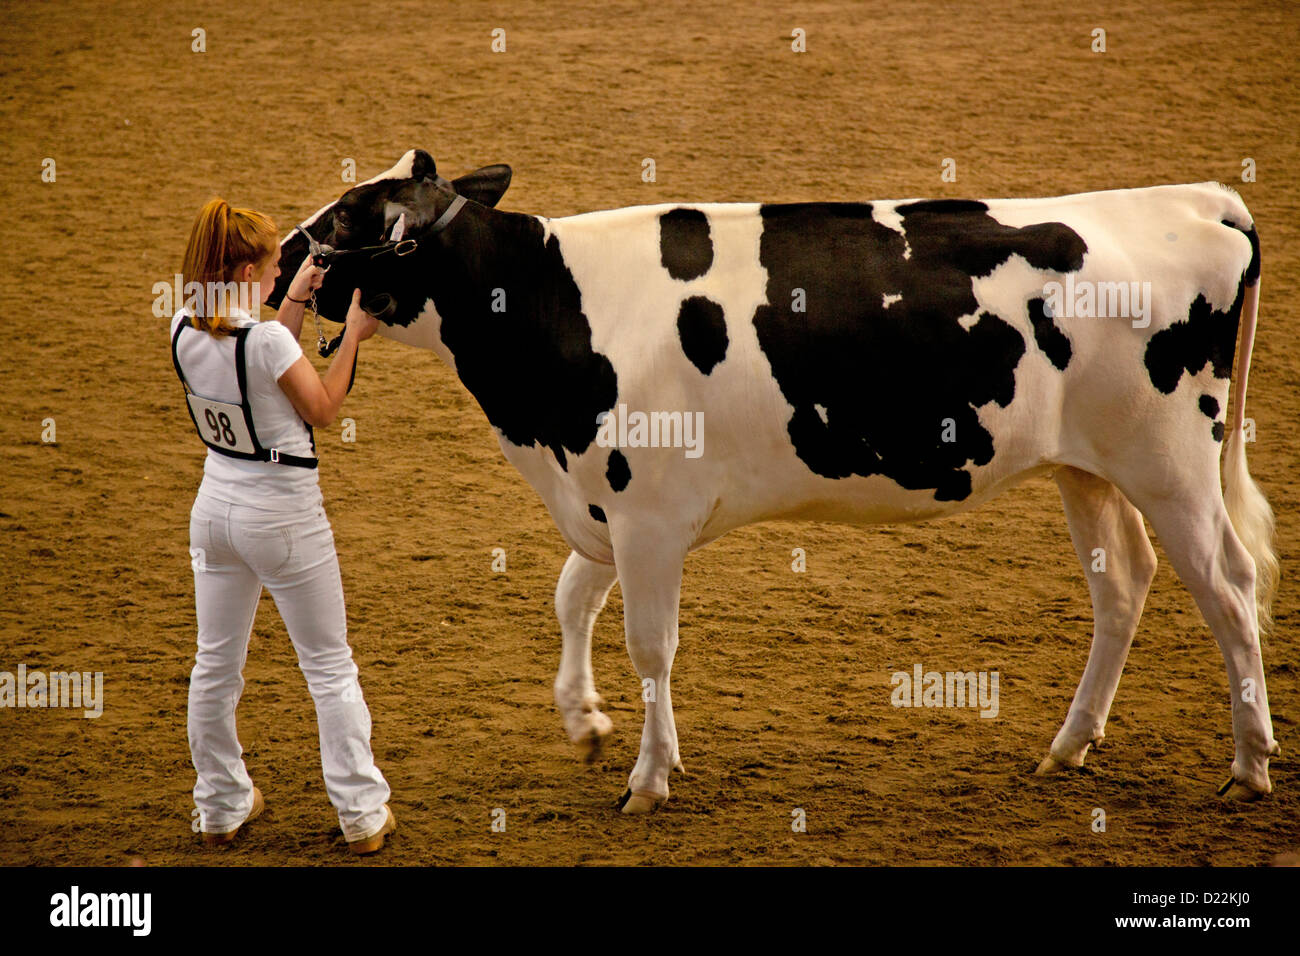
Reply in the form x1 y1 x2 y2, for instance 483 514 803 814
335 209 351 228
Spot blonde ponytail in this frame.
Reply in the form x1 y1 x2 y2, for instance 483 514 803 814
181 198 278 336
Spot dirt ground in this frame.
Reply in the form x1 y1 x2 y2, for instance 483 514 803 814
1 0 1298 866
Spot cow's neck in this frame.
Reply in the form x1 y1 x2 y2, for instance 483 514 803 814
417 203 619 465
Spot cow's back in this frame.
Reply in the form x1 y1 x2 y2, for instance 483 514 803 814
537 184 1256 549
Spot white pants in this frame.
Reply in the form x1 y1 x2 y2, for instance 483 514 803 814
188 492 390 841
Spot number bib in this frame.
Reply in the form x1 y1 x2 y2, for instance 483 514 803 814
185 393 257 454
171 317 318 469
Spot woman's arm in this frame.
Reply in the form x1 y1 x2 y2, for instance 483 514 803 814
278 290 380 428
276 297 307 341
275 256 325 339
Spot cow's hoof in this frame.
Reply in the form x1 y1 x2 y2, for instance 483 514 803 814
1217 776 1268 802
574 724 612 763
570 712 613 764
575 730 604 763
616 789 666 814
1035 754 1073 775
1035 738 1097 775
672 758 685 774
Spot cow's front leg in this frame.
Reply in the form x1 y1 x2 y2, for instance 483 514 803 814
554 550 618 762
610 523 687 814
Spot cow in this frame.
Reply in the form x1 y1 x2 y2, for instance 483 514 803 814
268 149 1280 813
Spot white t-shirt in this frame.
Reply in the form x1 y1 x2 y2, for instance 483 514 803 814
171 306 321 511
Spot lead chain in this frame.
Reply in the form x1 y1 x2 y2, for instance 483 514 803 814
310 289 329 356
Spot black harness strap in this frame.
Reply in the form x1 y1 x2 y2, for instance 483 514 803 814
292 193 464 269
172 318 318 469
294 191 469 363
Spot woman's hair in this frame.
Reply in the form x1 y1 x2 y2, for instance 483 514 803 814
181 198 278 336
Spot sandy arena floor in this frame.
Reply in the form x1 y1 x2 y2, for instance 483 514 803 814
1 0 1298 864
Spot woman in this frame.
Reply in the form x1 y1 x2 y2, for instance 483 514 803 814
172 198 395 855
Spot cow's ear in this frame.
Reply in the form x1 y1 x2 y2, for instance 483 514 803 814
452 164 512 208
411 149 436 182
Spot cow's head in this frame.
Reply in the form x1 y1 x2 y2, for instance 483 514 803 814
268 149 512 327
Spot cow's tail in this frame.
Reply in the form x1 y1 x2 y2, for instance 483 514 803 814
1221 210 1278 635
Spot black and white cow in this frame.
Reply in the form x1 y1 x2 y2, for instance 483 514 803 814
269 149 1280 812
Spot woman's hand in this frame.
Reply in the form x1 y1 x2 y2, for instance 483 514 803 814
287 256 325 303
275 256 325 338
346 288 381 342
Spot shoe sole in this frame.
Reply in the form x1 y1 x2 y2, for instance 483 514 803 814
201 787 264 846
348 806 396 856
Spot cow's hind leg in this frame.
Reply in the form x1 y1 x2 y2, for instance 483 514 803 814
554 550 618 762
1125 486 1280 797
1037 467 1157 774
609 523 687 814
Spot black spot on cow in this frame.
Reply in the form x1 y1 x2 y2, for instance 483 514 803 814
1028 297 1072 371
606 450 631 492
676 296 729 374
323 202 620 464
1223 219 1260 286
751 200 1086 501
1244 226 1261 285
659 208 713 281
1199 395 1224 442
588 504 607 523
1144 287 1243 395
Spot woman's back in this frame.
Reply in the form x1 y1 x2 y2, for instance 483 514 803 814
171 307 319 510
